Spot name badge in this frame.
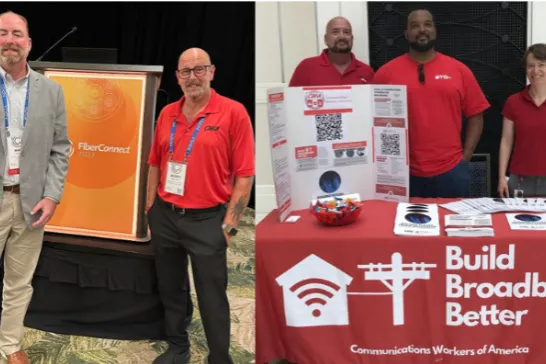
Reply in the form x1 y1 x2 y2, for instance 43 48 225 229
6 129 23 176
164 161 187 196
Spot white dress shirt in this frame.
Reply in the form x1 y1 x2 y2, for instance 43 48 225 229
0 65 30 186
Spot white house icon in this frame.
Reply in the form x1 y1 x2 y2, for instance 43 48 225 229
276 254 353 327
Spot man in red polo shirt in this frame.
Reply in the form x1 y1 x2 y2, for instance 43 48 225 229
372 9 490 198
146 48 254 364
289 16 374 87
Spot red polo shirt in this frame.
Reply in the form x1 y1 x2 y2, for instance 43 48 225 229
289 49 374 87
372 52 490 177
502 86 546 176
148 89 255 208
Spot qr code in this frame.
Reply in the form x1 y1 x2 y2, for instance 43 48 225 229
315 113 343 142
380 133 400 156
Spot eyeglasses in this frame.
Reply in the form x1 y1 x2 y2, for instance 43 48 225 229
418 64 425 84
176 65 212 79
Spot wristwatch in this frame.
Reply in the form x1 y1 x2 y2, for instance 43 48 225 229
222 223 238 237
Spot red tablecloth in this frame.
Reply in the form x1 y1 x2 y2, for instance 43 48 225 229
256 199 546 364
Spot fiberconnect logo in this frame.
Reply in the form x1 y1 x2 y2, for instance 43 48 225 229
69 141 132 158
276 253 436 327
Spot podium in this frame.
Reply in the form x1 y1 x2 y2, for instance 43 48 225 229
29 61 163 242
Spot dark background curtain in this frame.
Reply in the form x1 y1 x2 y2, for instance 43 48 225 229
368 2 528 196
0 2 256 209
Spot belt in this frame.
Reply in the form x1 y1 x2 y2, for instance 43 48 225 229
159 198 225 215
3 185 20 194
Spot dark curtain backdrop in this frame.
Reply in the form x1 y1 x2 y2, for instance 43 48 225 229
368 2 527 197
0 2 256 209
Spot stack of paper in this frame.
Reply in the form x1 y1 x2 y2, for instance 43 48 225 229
444 214 494 237
440 198 546 215
394 203 440 236
506 213 546 230
445 227 495 237
445 214 495 237
445 214 492 227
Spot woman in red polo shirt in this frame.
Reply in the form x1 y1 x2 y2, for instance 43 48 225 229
498 43 546 197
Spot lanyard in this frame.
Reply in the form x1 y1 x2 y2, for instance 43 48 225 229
0 75 30 130
169 116 207 163
517 176 524 190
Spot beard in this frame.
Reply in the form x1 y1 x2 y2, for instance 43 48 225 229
328 40 352 54
409 38 436 52
0 46 25 66
183 81 206 100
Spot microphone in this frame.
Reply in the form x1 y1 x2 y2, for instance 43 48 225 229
158 89 170 105
35 26 78 62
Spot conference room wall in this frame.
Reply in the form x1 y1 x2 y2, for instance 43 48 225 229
255 1 546 218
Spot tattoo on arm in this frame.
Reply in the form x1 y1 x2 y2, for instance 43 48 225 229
231 194 249 223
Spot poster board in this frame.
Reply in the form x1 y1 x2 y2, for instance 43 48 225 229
30 62 162 242
267 85 409 222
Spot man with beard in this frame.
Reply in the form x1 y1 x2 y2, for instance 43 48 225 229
289 16 374 86
146 47 254 364
0 11 69 364
373 9 490 198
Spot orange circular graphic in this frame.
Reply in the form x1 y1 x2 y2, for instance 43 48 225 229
70 79 123 121
59 76 143 190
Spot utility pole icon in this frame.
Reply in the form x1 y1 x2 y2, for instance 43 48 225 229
357 253 436 326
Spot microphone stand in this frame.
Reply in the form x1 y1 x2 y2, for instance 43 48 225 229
36 27 78 62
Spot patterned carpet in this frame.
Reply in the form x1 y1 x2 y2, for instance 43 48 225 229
19 208 255 364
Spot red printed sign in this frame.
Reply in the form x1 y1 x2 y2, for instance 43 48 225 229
303 88 353 115
374 117 406 128
332 141 367 150
295 145 318 159
269 93 284 103
257 229 545 364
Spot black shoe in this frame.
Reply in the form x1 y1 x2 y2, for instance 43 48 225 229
174 350 191 364
153 348 190 364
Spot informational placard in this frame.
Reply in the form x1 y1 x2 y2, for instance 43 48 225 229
44 71 147 240
267 85 409 221
394 203 440 236
506 213 546 230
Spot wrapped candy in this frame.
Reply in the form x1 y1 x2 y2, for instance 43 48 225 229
310 196 362 226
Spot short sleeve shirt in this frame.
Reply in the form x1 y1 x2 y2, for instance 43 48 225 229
502 87 546 176
289 49 375 87
148 89 255 208
372 52 490 177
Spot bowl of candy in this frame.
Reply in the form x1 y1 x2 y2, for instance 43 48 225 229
310 196 362 226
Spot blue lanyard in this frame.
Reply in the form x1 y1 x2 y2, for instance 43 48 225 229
169 116 207 163
0 75 30 129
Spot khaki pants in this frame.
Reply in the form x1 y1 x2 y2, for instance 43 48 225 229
0 192 44 358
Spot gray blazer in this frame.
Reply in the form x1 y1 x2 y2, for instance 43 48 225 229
0 69 70 229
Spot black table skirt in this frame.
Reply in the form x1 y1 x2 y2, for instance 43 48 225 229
0 239 166 341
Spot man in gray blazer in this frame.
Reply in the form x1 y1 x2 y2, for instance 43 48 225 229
0 11 69 364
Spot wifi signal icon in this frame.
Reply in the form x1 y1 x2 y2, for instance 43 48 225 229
290 278 340 318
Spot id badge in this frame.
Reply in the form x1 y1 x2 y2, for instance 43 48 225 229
514 189 524 198
165 161 186 196
6 130 22 176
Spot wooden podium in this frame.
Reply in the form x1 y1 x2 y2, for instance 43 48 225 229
29 61 163 242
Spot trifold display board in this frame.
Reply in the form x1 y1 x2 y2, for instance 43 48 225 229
30 62 163 242
267 85 410 222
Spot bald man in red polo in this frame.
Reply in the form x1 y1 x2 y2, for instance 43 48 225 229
289 16 374 87
146 48 254 364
